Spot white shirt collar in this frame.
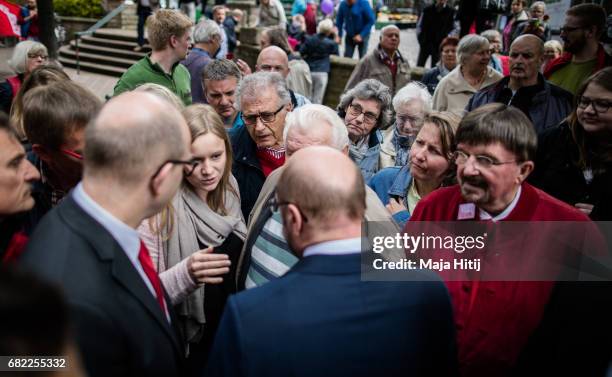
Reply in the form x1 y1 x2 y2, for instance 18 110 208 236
303 237 362 257
479 185 522 222
72 183 141 264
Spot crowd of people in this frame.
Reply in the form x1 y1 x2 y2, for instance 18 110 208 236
1 1 612 377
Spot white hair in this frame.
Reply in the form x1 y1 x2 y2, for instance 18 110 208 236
317 19 334 35
8 41 47 74
530 1 545 11
193 19 221 43
235 71 291 111
283 104 349 151
392 82 432 113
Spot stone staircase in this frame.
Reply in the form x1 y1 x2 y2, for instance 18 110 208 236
58 28 150 77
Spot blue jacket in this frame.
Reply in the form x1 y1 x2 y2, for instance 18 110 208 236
336 0 375 39
229 124 266 219
205 253 457 377
368 165 412 226
299 33 339 73
357 129 383 182
180 48 212 104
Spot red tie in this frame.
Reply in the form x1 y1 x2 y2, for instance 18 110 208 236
138 240 167 315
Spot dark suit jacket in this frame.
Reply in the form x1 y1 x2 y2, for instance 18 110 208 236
205 253 457 377
21 196 185 377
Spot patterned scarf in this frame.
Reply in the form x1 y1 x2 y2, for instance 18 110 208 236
392 126 414 167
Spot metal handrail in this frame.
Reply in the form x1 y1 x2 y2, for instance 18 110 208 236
74 1 131 74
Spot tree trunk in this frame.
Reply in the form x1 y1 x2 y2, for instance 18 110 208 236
37 0 58 59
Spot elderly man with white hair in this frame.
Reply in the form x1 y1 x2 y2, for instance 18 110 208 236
235 104 401 290
180 19 222 103
345 25 411 95
379 82 433 168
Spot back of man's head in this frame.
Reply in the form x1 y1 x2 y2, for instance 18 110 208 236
147 9 193 51
23 81 101 151
193 19 221 45
84 92 188 187
277 146 366 225
283 104 349 156
567 3 607 40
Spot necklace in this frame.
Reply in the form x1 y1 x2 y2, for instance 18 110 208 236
462 66 487 89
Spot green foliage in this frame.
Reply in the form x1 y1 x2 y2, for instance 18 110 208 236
54 0 104 18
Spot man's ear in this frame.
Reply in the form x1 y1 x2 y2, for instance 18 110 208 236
284 203 305 235
31 144 53 163
169 34 178 48
285 102 294 113
149 162 174 197
518 161 535 183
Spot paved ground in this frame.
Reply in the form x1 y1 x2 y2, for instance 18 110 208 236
0 28 423 102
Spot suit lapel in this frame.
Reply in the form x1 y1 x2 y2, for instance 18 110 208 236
59 197 183 357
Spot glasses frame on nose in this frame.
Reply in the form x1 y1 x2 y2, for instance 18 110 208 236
453 150 517 170
241 105 285 126
151 158 202 180
347 103 379 125
577 96 612 113
27 53 49 60
267 195 309 223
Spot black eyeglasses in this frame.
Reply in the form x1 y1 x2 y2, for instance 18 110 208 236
152 158 202 179
577 96 612 113
453 150 516 170
267 195 309 223
347 103 379 125
241 105 285 126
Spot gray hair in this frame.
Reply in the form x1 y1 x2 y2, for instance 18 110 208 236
380 25 400 35
193 19 222 44
337 79 393 129
392 82 432 113
457 34 490 66
530 1 545 11
133 83 184 110
203 59 242 83
235 71 291 111
317 19 334 35
283 104 349 151
8 41 47 74
480 29 501 43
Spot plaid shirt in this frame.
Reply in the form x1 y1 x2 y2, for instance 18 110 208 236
378 46 404 78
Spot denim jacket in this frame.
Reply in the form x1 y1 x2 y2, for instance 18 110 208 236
367 165 413 227
357 129 384 182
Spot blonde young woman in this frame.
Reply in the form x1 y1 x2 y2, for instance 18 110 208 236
139 104 246 368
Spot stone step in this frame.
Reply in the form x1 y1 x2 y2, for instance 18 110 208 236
59 45 137 69
58 55 126 77
92 28 140 42
80 34 149 51
69 40 148 60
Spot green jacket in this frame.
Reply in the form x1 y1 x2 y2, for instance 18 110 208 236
113 55 192 106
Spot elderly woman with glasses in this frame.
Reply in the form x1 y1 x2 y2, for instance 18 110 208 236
1 40 48 114
139 104 246 371
432 34 502 115
337 78 393 181
530 67 612 220
379 82 432 169
368 112 459 226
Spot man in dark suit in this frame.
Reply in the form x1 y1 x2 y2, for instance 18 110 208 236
22 92 196 377
206 146 457 377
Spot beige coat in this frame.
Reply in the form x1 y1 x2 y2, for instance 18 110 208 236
378 126 397 169
345 48 411 96
432 65 502 115
236 166 405 286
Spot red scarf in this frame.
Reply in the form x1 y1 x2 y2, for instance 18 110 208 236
256 147 285 177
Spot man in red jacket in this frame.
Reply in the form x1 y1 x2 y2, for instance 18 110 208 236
544 3 611 95
408 103 611 376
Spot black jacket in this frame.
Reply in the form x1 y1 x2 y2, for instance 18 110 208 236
466 74 573 133
21 196 185 377
229 124 266 220
529 121 612 221
300 33 339 73
417 4 455 47
223 16 238 53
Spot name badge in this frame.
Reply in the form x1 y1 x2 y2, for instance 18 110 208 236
457 203 476 220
